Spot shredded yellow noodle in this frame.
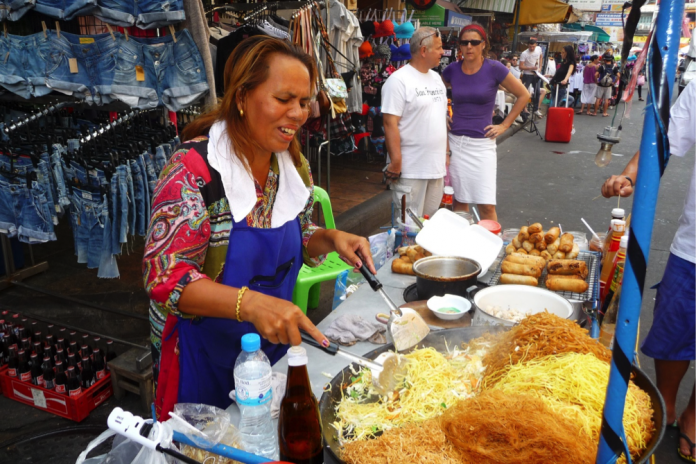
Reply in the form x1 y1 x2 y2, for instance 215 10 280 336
488 352 655 461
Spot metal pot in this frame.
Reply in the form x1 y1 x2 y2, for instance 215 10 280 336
469 285 574 327
412 256 481 300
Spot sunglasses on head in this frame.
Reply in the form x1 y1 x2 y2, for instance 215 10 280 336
460 39 483 47
418 30 441 47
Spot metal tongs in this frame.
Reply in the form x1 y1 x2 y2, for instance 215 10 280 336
406 208 424 229
356 261 430 352
300 332 408 395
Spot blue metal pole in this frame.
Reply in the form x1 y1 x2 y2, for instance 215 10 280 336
596 0 685 463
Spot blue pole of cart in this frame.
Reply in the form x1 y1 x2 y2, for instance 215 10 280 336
172 431 273 464
590 300 600 339
596 0 684 462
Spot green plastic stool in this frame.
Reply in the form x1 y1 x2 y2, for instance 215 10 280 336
292 186 352 313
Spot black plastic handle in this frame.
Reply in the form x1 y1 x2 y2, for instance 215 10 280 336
300 330 338 355
356 253 382 292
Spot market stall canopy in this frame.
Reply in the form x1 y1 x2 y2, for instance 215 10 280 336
563 23 611 42
519 30 593 43
513 0 578 25
407 0 466 27
457 0 515 13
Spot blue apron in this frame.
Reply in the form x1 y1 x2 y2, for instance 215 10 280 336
174 215 303 410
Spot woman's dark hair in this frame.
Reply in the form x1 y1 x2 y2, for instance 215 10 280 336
563 45 577 67
182 36 317 167
590 54 599 62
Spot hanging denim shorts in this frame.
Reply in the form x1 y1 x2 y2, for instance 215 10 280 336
0 0 36 21
93 0 184 29
34 0 97 20
0 176 56 244
0 32 55 99
111 30 208 112
45 31 120 105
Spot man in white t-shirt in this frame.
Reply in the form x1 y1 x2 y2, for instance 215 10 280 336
601 79 695 461
382 27 447 218
519 38 543 115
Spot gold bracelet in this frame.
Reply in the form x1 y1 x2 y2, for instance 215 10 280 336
236 286 248 322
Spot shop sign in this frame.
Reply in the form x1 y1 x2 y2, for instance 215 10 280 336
601 3 629 12
596 13 627 26
446 11 472 28
567 0 602 11
407 4 446 26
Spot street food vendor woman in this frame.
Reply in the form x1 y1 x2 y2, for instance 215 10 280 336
143 36 375 419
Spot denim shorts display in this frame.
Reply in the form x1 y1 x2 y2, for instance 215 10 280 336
70 187 107 268
111 30 208 112
129 158 147 236
0 0 36 21
0 32 55 99
154 145 167 173
51 144 71 209
0 177 56 243
34 0 98 20
94 0 184 29
46 31 120 105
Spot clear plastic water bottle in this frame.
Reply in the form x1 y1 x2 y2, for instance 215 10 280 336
234 333 278 459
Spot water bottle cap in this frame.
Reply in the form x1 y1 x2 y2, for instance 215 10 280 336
620 235 629 248
241 333 261 352
288 346 308 366
611 208 625 218
444 186 454 194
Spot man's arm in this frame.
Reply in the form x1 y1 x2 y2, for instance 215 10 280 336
601 150 639 198
383 114 403 174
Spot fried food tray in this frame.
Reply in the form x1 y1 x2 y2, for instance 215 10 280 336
487 251 601 303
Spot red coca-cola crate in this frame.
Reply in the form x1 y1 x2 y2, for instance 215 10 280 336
0 368 112 421
0 365 7 395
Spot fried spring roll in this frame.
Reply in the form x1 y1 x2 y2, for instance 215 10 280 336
391 258 415 275
512 236 522 248
504 254 547 268
528 223 543 234
566 243 580 259
500 273 538 286
545 277 589 293
529 233 544 244
518 226 530 242
544 227 560 244
505 244 517 255
501 261 542 278
547 259 588 278
535 240 547 251
559 233 574 253
522 240 534 253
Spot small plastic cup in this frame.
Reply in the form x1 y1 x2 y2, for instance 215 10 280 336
479 219 502 236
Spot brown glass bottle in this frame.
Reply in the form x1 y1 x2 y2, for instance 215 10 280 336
278 347 323 464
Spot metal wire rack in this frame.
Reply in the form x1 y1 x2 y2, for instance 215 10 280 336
487 251 601 303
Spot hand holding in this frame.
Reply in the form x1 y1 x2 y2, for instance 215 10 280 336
601 175 634 198
332 231 376 274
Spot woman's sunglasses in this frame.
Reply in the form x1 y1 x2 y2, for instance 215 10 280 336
460 40 483 47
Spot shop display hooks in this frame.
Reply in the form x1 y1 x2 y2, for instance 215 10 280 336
3 101 71 134
79 108 140 144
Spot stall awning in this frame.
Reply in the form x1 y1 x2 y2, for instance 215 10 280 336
407 0 466 27
458 0 515 14
563 23 611 42
514 0 575 25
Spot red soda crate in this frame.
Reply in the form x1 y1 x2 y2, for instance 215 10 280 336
0 368 112 422
0 365 6 395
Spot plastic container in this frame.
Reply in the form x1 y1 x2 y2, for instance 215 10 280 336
478 219 502 236
567 231 589 251
454 211 475 225
233 333 277 460
501 228 520 242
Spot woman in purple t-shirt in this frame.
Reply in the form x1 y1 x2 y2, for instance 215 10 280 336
442 24 528 221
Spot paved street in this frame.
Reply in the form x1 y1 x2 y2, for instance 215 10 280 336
0 94 692 463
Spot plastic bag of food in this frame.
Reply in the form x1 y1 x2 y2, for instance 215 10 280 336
171 403 243 464
332 269 365 310
368 229 396 271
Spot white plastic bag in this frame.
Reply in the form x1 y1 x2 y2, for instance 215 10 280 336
76 422 175 464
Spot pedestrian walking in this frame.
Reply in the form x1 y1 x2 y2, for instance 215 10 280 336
594 56 620 117
519 37 543 117
601 79 695 463
382 27 448 218
442 23 529 221
549 45 577 107
579 55 599 115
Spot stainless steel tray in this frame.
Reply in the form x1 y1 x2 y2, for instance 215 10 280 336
487 250 601 303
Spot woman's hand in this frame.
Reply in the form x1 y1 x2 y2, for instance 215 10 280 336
484 124 508 139
241 290 328 347
332 231 376 274
561 78 569 85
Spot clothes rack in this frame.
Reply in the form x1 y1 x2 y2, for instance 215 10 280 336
208 0 325 14
3 101 71 134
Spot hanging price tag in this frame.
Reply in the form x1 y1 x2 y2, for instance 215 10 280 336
69 58 78 74
135 65 145 82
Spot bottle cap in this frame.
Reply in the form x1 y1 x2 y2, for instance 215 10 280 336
620 235 629 248
611 219 626 233
611 208 625 218
444 186 454 194
287 346 308 366
241 333 261 352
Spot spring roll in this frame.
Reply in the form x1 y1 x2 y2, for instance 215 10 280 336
512 236 522 248
545 277 589 293
513 249 528 255
559 233 574 253
500 273 538 286
547 259 588 279
544 227 561 244
540 250 552 261
552 251 566 260
529 249 541 256
522 240 534 253
501 261 542 278
529 233 544 244
406 247 420 263
566 243 580 259
518 226 530 242
504 254 546 268
391 258 415 275
505 244 517 255
528 223 543 234
535 240 547 251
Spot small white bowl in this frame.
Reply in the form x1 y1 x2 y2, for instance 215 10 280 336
427 294 471 320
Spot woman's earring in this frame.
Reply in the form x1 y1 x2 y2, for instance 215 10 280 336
239 109 244 117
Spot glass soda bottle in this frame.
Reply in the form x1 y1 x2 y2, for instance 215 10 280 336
66 366 81 397
234 333 278 460
30 353 44 387
278 346 323 464
42 356 55 390
54 361 68 395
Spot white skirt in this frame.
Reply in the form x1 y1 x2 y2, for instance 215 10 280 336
448 133 497 205
581 83 597 104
